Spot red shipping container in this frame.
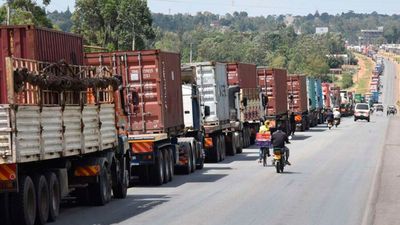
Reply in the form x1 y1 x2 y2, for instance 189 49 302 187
85 50 184 135
257 67 288 116
227 62 257 88
0 25 84 103
287 74 308 113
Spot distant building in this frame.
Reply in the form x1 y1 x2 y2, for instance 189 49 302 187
316 27 329 34
359 28 384 45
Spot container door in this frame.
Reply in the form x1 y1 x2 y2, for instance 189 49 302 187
197 64 219 123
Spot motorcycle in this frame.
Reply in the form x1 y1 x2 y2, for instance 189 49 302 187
334 118 340 127
273 148 285 173
327 120 333 129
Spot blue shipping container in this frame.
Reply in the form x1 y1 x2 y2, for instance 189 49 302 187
307 77 317 110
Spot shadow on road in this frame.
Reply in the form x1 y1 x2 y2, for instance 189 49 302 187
57 194 170 225
305 128 327 132
291 135 311 141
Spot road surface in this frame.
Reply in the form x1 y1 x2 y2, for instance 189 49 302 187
51 62 396 225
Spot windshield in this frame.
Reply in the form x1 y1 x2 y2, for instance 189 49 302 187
356 104 369 110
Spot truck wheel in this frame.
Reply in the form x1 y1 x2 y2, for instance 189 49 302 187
33 175 49 225
220 135 226 161
168 148 175 181
10 176 36 225
236 133 243 154
163 150 171 183
90 164 112 205
183 146 192 175
190 145 196 173
112 158 128 199
45 172 60 222
152 150 165 185
0 193 11 225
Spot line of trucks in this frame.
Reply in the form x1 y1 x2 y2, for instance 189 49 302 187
0 25 338 225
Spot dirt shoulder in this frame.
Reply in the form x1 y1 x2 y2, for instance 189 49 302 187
353 53 374 94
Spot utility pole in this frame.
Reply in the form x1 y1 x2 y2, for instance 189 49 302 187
6 3 10 25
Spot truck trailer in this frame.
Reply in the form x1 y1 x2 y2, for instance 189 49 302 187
257 67 289 133
84 50 205 185
287 75 309 131
183 62 237 162
0 26 130 225
227 62 261 149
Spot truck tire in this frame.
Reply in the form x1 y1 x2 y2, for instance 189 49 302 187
220 135 226 161
225 133 235 156
190 145 196 173
163 150 171 183
33 175 49 225
45 172 60 222
236 132 243 154
152 150 165 185
0 193 11 225
112 157 128 199
183 146 192 175
168 148 175 181
89 164 112 206
10 175 36 225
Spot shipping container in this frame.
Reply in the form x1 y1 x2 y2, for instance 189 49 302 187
257 67 288 116
288 74 309 131
227 62 257 88
315 79 323 110
0 25 84 103
307 77 317 111
287 75 308 113
187 62 230 124
85 50 184 134
322 83 332 108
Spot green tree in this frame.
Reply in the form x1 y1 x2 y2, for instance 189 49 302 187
0 0 52 27
72 0 155 51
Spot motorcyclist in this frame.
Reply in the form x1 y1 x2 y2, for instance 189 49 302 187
333 108 341 125
258 119 271 163
271 125 291 165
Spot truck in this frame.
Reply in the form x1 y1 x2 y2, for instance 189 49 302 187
183 62 236 162
322 82 332 109
314 78 324 124
306 77 318 127
85 50 205 185
227 62 261 149
330 86 341 108
0 26 129 225
257 67 288 133
287 74 309 131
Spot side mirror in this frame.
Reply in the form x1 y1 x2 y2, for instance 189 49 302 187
204 105 211 117
132 91 140 106
262 94 268 107
242 97 248 107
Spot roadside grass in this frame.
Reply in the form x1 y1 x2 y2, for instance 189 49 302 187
354 53 373 94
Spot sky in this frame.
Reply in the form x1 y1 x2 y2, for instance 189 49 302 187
2 0 400 16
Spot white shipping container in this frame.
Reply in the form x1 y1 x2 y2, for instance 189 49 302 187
192 62 230 124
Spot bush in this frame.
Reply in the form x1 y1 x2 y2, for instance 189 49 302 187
341 73 353 89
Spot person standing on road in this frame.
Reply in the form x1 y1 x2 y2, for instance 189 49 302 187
290 112 296 136
271 125 291 165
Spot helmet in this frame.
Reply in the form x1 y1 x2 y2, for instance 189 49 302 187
265 120 271 126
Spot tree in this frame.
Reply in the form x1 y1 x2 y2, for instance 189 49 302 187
0 0 52 27
72 0 155 51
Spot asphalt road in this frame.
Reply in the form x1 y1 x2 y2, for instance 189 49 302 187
51 62 396 225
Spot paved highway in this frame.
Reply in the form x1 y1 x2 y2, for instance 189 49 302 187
52 61 396 225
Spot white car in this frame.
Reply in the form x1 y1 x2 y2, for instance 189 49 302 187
354 103 370 122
